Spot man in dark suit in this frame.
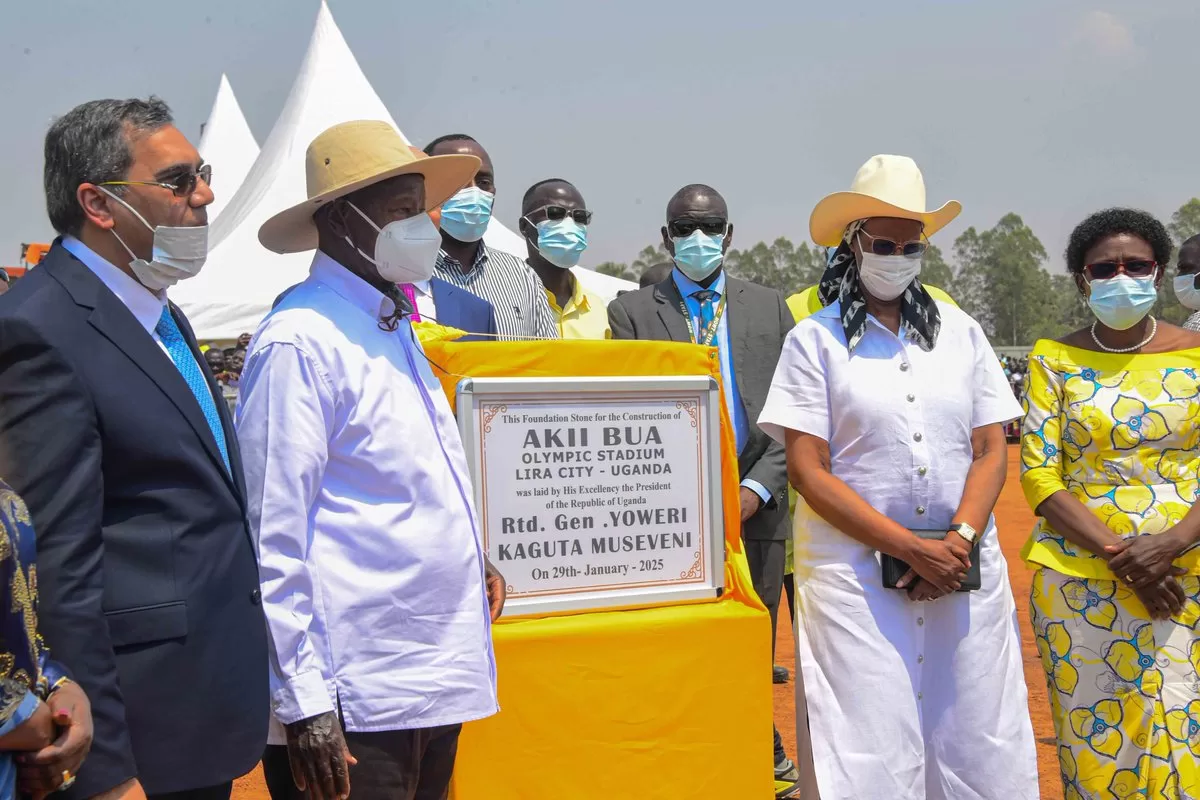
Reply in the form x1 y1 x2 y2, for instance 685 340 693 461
0 97 268 800
608 184 798 786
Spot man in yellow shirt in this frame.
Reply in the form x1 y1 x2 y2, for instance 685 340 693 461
519 178 611 339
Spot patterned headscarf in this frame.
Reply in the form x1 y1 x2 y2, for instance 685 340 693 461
816 220 941 352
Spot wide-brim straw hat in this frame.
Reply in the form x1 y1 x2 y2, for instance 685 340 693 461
259 120 480 254
809 154 962 248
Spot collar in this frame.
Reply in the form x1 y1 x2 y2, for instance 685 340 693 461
62 235 166 335
310 251 396 320
544 271 591 313
411 279 433 298
672 267 726 301
436 244 489 275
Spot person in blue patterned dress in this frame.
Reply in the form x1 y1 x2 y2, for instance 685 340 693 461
0 481 91 799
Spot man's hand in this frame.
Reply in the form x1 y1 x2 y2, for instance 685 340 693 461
17 681 93 798
484 558 507 622
237 333 252 349
1106 534 1185 589
739 487 762 523
286 711 357 800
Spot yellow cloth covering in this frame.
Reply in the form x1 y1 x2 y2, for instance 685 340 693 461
427 340 773 800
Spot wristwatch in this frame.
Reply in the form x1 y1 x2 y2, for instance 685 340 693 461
949 522 978 545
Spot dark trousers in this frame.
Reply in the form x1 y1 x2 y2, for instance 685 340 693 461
784 570 796 625
263 725 462 800
743 538 785 659
149 783 233 800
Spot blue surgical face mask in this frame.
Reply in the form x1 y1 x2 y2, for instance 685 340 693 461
672 231 725 282
1087 274 1158 330
531 218 587 269
438 186 493 243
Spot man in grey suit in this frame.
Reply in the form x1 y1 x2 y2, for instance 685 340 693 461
608 184 798 786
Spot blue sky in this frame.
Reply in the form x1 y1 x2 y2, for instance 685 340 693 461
2 0 1196 271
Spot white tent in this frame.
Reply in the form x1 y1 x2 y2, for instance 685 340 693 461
197 75 259 222
176 0 633 339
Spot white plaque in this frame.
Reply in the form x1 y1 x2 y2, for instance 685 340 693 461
457 376 725 616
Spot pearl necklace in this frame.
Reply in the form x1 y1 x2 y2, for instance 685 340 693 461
1091 317 1157 353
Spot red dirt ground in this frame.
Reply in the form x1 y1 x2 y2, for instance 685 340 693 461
231 445 1060 800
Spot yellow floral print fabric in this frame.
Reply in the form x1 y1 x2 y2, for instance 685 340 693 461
1019 340 1200 580
1031 568 1200 797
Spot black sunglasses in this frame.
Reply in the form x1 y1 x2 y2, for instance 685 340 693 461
857 230 927 258
1084 260 1159 281
531 205 592 225
101 164 213 198
668 218 728 238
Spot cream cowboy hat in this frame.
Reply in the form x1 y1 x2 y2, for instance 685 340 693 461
809 154 962 248
259 120 480 254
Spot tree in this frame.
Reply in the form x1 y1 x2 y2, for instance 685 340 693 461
1169 199 1200 243
952 214 1056 345
595 261 635 281
920 244 955 297
724 237 826 294
630 244 671 279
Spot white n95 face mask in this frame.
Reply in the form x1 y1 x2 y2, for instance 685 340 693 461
99 187 208 292
857 252 922 301
346 203 442 284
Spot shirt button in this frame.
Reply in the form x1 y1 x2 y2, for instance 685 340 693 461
918 692 924 700
917 617 925 626
918 466 928 476
916 506 926 515
913 432 923 442
900 363 910 372
907 394 916 402
250 589 262 605
918 655 924 664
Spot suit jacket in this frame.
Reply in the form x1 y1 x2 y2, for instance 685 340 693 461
0 244 268 796
607 273 792 541
431 276 498 341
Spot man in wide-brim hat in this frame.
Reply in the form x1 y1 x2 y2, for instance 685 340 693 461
239 119 508 800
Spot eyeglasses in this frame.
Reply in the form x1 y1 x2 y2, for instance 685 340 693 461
100 164 213 198
1083 259 1159 281
530 205 592 225
857 230 927 258
668 217 728 238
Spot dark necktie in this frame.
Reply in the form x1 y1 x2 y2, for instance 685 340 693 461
692 289 718 341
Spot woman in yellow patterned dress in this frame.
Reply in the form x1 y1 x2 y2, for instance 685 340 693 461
1022 209 1200 799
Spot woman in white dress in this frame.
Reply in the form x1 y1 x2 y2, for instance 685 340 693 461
758 155 1039 799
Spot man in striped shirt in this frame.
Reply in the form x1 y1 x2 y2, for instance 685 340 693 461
425 134 558 340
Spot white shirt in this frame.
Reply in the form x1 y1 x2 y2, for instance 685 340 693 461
61 236 181 364
410 279 437 320
759 300 1021 559
757 301 1037 798
237 252 498 735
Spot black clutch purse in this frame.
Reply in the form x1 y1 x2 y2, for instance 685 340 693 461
882 529 981 592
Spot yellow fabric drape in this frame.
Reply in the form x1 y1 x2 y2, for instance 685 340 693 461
428 340 773 799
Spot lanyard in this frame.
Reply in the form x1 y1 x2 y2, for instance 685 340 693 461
678 293 727 346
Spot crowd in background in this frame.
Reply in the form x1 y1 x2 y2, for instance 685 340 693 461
0 93 1198 800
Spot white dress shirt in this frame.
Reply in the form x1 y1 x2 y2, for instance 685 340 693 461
757 301 1037 798
410 279 437 320
237 252 498 737
61 236 179 363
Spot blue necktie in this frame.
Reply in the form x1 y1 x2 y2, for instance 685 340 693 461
692 289 718 342
155 307 231 472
